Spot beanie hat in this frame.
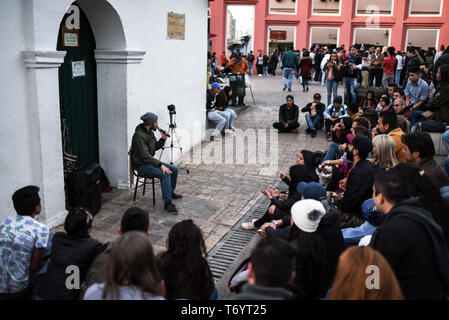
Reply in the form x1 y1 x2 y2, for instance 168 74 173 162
291 199 326 233
352 135 373 159
313 93 321 100
140 112 158 126
296 182 326 201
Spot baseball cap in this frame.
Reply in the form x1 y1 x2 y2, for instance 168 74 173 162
313 93 321 100
211 82 223 89
297 182 326 201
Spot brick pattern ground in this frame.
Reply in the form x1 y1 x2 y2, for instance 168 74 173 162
52 74 345 255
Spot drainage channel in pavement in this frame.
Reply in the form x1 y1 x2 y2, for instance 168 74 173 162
207 183 288 282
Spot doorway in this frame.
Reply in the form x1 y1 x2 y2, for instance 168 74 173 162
57 3 99 172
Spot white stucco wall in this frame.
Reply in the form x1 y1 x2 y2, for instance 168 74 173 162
0 0 208 227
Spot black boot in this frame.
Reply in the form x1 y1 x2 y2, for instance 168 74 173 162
172 192 183 199
164 202 179 215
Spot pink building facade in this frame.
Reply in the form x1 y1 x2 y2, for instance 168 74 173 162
209 0 449 56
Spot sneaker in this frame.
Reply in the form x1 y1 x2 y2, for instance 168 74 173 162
283 86 287 91
172 193 183 199
305 128 311 134
164 202 179 215
241 222 256 230
224 129 233 135
311 130 317 138
288 88 292 92
210 136 214 141
230 126 236 131
326 133 331 141
210 135 221 142
258 74 262 77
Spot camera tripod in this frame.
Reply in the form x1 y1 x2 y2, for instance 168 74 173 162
158 110 190 174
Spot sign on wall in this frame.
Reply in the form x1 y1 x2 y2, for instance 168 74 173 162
167 12 185 40
62 25 79 47
72 60 85 78
270 30 287 40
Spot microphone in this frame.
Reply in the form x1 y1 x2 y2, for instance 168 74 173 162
157 126 170 137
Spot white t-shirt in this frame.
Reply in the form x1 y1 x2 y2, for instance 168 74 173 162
396 55 403 70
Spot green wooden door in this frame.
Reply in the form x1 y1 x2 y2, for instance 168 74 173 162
57 4 99 167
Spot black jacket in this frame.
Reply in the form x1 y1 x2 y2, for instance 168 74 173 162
266 201 344 286
370 198 449 300
206 89 216 111
231 284 293 300
278 104 299 126
433 48 449 85
336 159 378 218
301 102 326 115
36 232 106 300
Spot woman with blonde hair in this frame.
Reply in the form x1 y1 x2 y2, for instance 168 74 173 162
329 246 403 300
371 134 398 171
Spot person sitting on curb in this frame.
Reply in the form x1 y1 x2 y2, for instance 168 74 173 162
302 93 326 138
230 237 296 300
336 135 378 228
323 96 349 141
206 82 231 141
273 95 300 133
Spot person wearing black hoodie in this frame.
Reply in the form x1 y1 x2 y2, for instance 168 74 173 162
35 207 107 300
336 135 378 228
242 165 317 230
370 168 449 300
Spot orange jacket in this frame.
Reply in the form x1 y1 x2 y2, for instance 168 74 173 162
389 127 406 163
227 57 249 74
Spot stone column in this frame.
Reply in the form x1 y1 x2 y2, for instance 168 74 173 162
21 50 68 228
94 50 146 189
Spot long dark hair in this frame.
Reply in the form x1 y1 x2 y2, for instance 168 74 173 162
64 207 93 238
438 64 449 88
159 220 214 300
288 225 329 299
101 231 164 300
394 163 449 247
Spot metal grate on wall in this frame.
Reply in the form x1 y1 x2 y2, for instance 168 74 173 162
207 182 288 282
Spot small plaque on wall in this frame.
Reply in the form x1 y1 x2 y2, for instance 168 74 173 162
167 12 185 40
62 25 79 47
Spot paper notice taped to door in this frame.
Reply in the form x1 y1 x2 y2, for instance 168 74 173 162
72 60 85 78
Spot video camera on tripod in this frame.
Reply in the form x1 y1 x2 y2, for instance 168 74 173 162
159 104 189 174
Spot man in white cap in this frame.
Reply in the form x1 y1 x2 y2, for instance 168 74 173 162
131 112 182 214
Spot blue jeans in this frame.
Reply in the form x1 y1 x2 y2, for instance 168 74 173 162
321 69 327 86
263 66 268 75
395 70 401 86
410 110 425 126
343 77 358 106
443 131 449 176
249 63 253 75
136 162 178 203
224 108 236 127
326 80 339 106
283 68 295 89
305 113 323 131
342 221 377 246
207 110 229 136
322 142 343 163
302 77 309 89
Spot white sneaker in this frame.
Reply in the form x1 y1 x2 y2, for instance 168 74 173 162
224 129 233 135
242 222 256 230
230 126 236 131
258 74 262 77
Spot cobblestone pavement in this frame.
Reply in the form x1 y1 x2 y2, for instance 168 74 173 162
52 74 344 255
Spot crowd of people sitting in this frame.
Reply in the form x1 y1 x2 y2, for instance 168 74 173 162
0 189 217 300
2 45 449 301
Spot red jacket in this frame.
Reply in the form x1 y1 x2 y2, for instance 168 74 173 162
383 56 397 75
299 57 313 78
